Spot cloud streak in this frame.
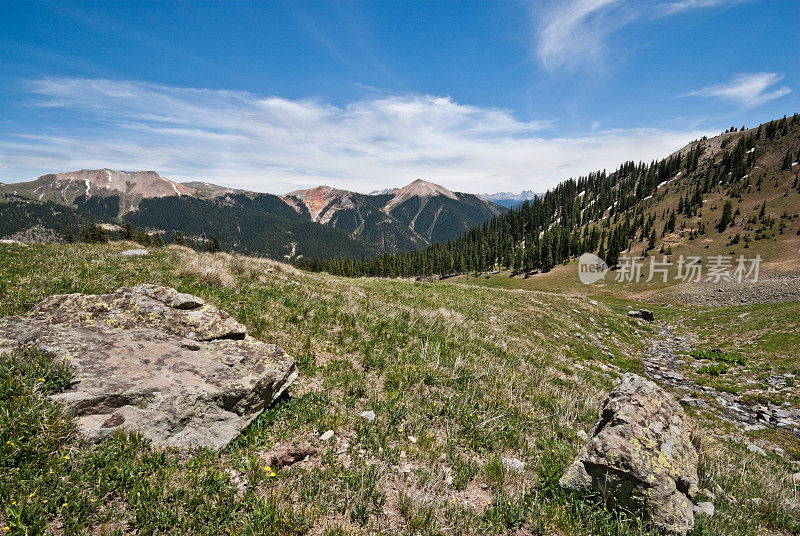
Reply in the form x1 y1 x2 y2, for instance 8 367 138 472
0 77 706 194
685 72 791 109
532 0 753 72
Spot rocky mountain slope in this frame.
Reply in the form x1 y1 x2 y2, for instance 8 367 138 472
1 172 503 258
0 169 193 213
284 179 504 248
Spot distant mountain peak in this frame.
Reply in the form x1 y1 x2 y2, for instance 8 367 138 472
389 179 458 199
384 179 458 213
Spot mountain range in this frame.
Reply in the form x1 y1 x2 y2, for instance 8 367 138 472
478 190 541 208
0 171 503 259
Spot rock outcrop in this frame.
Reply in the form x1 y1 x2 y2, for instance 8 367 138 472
560 373 699 534
0 284 297 450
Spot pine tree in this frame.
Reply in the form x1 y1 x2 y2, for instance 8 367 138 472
717 200 733 232
208 236 222 253
121 222 135 240
79 223 109 243
782 149 794 171
63 226 76 244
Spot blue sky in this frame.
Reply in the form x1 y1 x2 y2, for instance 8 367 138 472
1 0 797 194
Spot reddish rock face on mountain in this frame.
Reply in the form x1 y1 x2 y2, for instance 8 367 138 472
0 284 297 450
282 185 355 223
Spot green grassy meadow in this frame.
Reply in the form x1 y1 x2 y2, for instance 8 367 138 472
0 242 798 535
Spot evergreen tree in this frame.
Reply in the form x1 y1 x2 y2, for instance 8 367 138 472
63 226 76 244
782 149 794 171
79 223 109 243
121 222 135 240
717 200 733 232
208 236 222 253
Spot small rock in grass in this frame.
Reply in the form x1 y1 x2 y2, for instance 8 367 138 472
577 430 589 442
360 410 376 422
680 397 709 409
700 488 716 501
693 502 714 518
502 457 525 472
746 497 763 508
320 430 334 442
746 442 766 456
408 436 417 444
639 309 654 322
119 248 149 257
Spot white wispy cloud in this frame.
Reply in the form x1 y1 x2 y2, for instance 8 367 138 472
532 0 753 71
660 0 734 15
685 72 791 109
0 77 706 194
535 0 627 72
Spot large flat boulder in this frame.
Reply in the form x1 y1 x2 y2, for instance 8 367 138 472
0 284 297 450
560 373 699 534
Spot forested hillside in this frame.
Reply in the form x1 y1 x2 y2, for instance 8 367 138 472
299 114 800 277
125 194 382 260
0 196 93 239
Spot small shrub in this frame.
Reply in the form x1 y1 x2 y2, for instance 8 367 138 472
698 363 729 375
690 349 746 366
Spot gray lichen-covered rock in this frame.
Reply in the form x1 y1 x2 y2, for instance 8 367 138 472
560 373 699 535
0 284 297 450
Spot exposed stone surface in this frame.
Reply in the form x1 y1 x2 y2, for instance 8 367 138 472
560 373 699 535
628 309 654 321
0 284 297 450
119 248 149 257
693 501 715 518
644 324 800 437
502 457 526 472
